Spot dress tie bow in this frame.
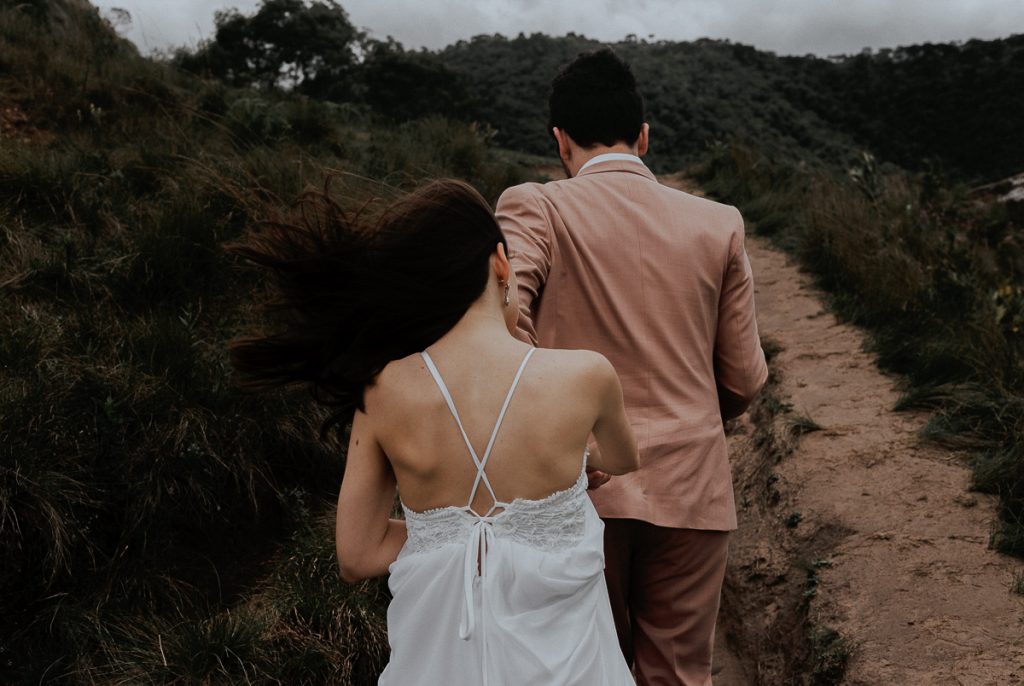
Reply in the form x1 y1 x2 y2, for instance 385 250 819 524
460 514 496 640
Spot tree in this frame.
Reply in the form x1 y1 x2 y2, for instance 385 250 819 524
360 39 473 122
178 0 362 100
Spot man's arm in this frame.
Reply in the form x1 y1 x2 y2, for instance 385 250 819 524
715 207 769 420
495 184 553 346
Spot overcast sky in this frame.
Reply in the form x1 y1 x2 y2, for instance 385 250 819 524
93 0 1024 58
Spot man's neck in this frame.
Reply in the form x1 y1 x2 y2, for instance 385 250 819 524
569 144 641 177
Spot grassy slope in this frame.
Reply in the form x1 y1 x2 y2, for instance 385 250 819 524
693 145 1024 559
0 3 527 683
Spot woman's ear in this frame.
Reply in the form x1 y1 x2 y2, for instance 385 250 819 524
494 242 512 281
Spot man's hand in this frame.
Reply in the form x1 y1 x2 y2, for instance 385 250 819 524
717 381 753 421
586 467 611 490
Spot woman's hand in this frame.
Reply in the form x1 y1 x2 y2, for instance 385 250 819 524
586 467 611 490
585 442 611 489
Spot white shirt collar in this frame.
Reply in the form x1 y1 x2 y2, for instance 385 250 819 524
577 152 646 175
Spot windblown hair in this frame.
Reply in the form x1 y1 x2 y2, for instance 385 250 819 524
548 47 644 148
227 178 506 437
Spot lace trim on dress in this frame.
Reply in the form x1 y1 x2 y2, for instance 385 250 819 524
402 468 588 555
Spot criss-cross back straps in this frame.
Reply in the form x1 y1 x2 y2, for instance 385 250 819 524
420 347 536 516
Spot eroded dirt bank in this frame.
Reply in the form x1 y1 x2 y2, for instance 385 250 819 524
712 235 1024 685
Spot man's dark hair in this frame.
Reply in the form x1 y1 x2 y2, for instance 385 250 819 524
548 48 644 148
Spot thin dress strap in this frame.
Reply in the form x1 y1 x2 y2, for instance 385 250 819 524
420 347 536 515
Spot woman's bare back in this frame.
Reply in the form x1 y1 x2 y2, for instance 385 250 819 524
364 340 606 514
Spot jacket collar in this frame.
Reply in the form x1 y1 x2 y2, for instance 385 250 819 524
575 156 657 182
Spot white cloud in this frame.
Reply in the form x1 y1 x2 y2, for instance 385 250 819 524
93 0 1024 57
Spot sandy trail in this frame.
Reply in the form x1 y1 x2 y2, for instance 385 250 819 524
713 232 1024 684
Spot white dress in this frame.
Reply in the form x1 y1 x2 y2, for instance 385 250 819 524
378 347 635 686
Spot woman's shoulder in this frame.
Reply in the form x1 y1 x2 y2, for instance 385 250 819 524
366 345 616 406
531 347 616 385
363 352 432 411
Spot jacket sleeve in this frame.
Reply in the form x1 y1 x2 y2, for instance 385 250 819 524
495 184 553 346
715 207 769 419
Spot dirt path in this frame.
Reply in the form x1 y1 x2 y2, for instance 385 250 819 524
713 234 1024 684
657 173 1024 683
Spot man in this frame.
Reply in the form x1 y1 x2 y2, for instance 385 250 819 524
495 48 768 685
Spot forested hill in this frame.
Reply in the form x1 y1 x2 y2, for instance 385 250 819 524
165 0 1024 180
438 33 1024 180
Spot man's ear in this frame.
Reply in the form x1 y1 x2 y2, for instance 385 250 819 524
552 127 571 162
636 123 650 157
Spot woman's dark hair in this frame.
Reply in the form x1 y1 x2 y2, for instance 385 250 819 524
227 178 506 437
548 47 644 148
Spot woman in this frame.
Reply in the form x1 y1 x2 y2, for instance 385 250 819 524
229 179 638 685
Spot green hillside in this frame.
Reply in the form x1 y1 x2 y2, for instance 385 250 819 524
171 3 1024 180
440 34 862 171
439 33 1024 180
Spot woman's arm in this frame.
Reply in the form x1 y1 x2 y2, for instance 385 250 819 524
335 409 407 583
587 354 639 476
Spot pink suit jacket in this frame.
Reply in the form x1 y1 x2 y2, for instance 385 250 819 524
495 159 768 530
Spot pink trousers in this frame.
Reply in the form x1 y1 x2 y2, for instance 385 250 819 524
603 518 730 686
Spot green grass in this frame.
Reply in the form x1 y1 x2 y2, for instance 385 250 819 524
0 3 528 682
787 413 823 438
694 142 1024 558
72 508 390 684
810 626 853 686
